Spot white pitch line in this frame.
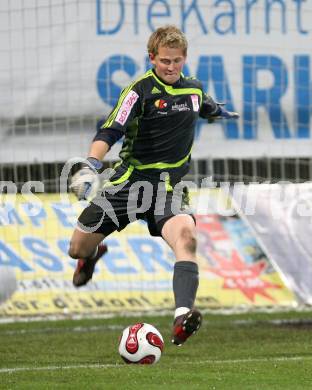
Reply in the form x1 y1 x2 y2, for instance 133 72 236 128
1 355 312 374
2 318 312 336
0 324 124 336
0 363 123 373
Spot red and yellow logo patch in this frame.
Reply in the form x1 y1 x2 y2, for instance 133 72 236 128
154 99 167 109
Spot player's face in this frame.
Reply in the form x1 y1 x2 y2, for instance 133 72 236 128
150 46 186 84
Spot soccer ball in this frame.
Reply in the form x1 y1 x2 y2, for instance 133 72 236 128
118 323 164 364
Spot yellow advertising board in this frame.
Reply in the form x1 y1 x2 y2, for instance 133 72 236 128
0 191 295 318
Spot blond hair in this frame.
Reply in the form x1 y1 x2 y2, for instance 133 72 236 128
147 25 188 56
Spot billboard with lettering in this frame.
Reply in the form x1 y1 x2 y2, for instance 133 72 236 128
0 191 294 318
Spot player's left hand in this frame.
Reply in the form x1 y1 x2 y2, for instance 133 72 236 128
208 103 239 123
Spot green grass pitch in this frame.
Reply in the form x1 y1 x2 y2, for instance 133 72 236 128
1 310 312 389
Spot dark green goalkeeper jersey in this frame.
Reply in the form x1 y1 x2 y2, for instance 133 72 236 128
95 68 219 184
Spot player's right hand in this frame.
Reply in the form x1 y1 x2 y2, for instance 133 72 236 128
70 158 103 200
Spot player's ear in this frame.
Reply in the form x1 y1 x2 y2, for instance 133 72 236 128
149 53 156 64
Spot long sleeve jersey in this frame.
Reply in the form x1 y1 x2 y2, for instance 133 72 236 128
95 68 219 183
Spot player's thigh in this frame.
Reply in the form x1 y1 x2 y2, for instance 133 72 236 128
77 183 131 235
161 214 196 251
70 187 130 257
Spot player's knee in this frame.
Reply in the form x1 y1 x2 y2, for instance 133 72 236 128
180 227 197 254
68 242 78 259
68 241 87 259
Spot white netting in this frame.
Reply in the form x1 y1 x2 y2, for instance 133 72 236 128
1 0 311 168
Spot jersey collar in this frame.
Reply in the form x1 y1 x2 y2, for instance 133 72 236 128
151 68 183 87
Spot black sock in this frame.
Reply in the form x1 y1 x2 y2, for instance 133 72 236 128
173 261 199 310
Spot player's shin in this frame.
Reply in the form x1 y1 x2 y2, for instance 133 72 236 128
173 260 199 317
172 260 202 345
73 243 108 287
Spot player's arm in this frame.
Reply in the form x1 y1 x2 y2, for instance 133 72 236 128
71 85 142 200
199 94 239 122
88 140 110 161
87 122 125 166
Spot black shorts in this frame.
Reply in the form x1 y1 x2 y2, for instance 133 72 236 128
77 173 194 237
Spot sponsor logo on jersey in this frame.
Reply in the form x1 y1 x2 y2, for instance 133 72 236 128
171 102 190 112
191 94 199 112
151 86 161 94
154 99 167 109
115 90 139 125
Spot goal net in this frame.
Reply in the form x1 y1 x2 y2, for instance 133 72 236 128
0 0 311 319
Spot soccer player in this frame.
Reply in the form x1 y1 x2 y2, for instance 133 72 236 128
69 25 238 345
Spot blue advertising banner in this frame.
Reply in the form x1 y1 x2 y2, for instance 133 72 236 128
0 1 311 162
